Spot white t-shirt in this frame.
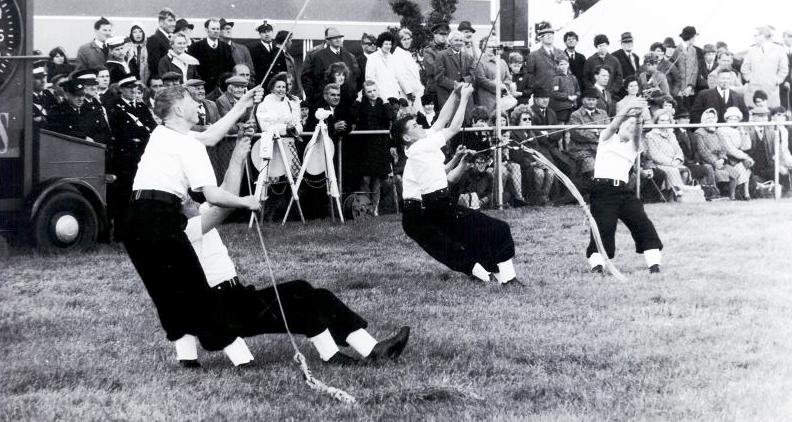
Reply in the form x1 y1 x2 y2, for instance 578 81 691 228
184 210 237 287
133 126 217 200
593 133 640 183
402 129 448 200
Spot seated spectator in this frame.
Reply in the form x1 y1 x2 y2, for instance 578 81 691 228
549 56 579 123
508 52 531 105
753 90 769 110
568 88 610 182
46 47 74 83
324 62 357 111
158 32 199 84
674 109 717 190
161 71 183 87
185 79 219 131
350 80 395 215
450 106 493 154
644 110 690 195
745 106 777 196
216 75 249 118
694 108 751 199
206 71 232 102
771 106 792 193
455 154 494 209
365 31 404 101
717 106 755 198
637 54 669 98
617 77 652 122
509 103 553 204
490 113 525 207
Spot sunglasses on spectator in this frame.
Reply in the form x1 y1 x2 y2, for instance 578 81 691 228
521 117 531 122
238 73 251 77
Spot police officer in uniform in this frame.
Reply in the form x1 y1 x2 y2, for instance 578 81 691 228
107 74 158 237
32 61 57 127
586 97 664 274
73 69 113 145
45 79 96 140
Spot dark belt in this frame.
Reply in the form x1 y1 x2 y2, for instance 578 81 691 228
402 199 423 211
593 178 627 187
213 276 242 291
130 189 182 207
421 188 450 204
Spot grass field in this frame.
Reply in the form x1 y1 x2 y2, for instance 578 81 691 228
2 199 792 421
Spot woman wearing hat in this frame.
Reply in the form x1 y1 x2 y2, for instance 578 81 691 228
693 108 751 200
158 33 199 85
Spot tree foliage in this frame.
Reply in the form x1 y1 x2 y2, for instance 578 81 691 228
571 0 600 17
389 0 459 51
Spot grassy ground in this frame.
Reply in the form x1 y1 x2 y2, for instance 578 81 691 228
2 199 792 421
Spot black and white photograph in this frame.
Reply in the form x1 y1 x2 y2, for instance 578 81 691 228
2 0 792 419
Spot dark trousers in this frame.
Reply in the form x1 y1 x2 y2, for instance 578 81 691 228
586 182 663 258
122 199 237 351
402 199 515 274
229 280 367 346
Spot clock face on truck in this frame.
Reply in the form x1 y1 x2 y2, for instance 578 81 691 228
0 0 23 93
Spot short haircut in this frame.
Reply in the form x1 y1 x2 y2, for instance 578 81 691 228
205 18 220 29
390 115 415 143
650 42 665 53
148 77 163 86
153 86 189 120
563 31 578 42
470 106 490 124
158 8 176 21
266 72 289 92
717 67 735 75
94 17 111 30
363 79 378 88
376 31 396 48
323 82 341 96
508 52 524 64
233 64 250 75
755 26 773 39
594 65 611 76
753 90 768 101
324 61 350 83
715 41 728 49
170 32 189 45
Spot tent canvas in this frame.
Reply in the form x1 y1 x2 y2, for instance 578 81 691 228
555 0 792 56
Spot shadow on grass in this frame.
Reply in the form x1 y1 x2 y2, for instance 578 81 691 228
366 385 484 405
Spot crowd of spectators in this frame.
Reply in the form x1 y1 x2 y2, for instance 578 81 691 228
31 10 792 223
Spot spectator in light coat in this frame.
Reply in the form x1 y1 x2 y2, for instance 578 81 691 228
741 26 790 108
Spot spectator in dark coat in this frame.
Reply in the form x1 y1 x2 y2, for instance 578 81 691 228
690 69 749 123
549 56 579 123
46 47 74 83
508 52 531 105
75 17 113 71
146 8 176 81
249 21 277 86
323 62 357 112
219 18 255 81
268 30 304 99
435 31 475 110
302 27 361 105
158 33 199 84
612 32 640 96
563 31 586 89
652 42 682 99
524 21 563 94
355 33 377 91
188 18 236 93
582 34 623 94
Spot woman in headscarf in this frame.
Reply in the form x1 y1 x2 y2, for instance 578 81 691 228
694 108 751 199
128 24 149 82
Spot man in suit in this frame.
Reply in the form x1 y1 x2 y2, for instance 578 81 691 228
780 30 792 109
249 21 276 86
435 31 475 110
593 66 616 117
563 31 586 94
745 107 776 195
188 18 236 93
220 18 255 83
215 75 250 119
146 8 176 81
676 26 706 112
612 32 640 96
582 34 623 95
75 17 113 71
185 79 219 131
525 21 564 94
301 27 361 105
698 44 718 90
690 68 749 123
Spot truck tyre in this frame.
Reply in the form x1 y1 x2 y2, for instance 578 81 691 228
33 191 99 253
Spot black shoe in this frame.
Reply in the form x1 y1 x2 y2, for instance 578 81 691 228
591 265 604 274
649 264 661 274
326 352 359 366
499 278 525 288
179 359 201 368
367 326 410 361
236 361 255 369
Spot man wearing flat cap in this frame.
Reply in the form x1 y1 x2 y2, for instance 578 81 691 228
185 79 220 132
105 36 131 84
216 75 251 119
188 18 236 93
582 34 623 95
219 18 255 83
301 26 360 104
612 32 640 94
161 71 184 87
525 21 564 96
421 22 451 106
567 87 611 185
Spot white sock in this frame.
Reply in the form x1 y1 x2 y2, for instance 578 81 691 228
345 329 378 358
471 263 491 282
644 249 662 267
223 337 254 366
174 334 198 361
309 329 340 361
588 253 605 269
494 259 517 284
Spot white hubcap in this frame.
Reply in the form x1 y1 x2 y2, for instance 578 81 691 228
54 215 80 243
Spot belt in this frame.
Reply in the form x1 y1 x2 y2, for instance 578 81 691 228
421 188 450 204
402 199 423 211
213 276 242 291
130 190 182 207
593 178 627 187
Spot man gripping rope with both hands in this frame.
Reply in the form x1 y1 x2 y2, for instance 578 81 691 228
391 83 520 286
175 127 410 368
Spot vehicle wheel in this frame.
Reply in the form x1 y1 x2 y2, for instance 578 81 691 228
33 191 99 253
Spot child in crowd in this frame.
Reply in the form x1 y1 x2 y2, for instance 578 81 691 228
549 56 579 123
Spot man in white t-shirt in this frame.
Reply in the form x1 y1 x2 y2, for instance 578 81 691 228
175 135 410 367
586 97 664 274
391 83 520 286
